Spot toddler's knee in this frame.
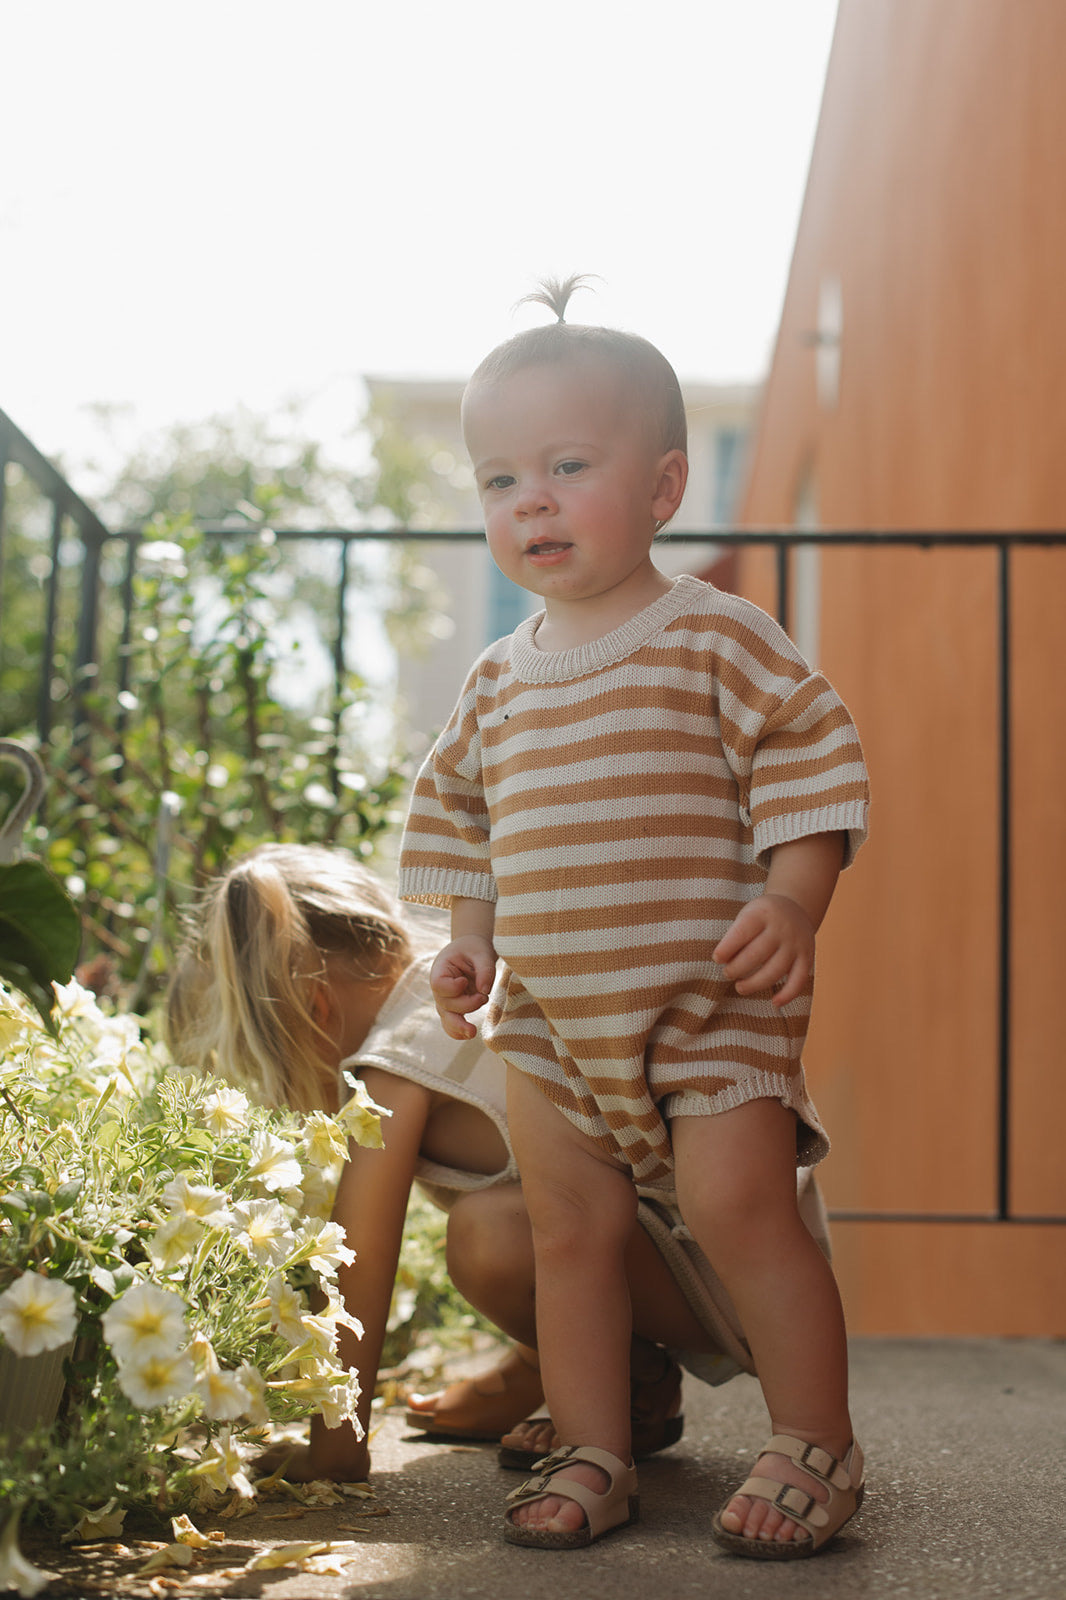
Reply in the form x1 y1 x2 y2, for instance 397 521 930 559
680 1175 800 1257
526 1178 635 1264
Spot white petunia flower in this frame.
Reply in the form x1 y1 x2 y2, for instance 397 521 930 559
298 1162 342 1221
0 1271 77 1357
0 1505 53 1597
115 1347 196 1409
321 1369 362 1430
229 1199 296 1266
188 1334 254 1422
52 977 105 1023
189 1428 254 1497
247 1131 302 1192
269 1276 311 1347
236 1361 270 1425
291 1220 355 1279
200 1085 250 1137
320 1293 364 1341
283 1361 362 1430
147 1213 202 1272
0 1003 31 1052
337 1074 390 1147
300 1111 348 1170
87 1012 149 1093
102 1283 188 1363
161 1174 234 1227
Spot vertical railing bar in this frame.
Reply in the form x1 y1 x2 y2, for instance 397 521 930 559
775 537 790 630
114 533 139 782
331 537 351 796
37 498 65 751
72 523 103 758
996 539 1013 1222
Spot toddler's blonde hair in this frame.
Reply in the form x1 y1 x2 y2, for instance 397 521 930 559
465 273 688 455
166 843 411 1113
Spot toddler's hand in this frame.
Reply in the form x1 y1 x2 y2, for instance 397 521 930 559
430 936 497 1040
713 894 816 1007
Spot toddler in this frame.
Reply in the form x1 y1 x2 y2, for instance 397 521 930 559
399 278 870 1557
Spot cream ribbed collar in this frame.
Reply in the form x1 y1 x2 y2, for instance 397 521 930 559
506 574 705 684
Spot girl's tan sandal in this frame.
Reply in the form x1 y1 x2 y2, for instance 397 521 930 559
503 1444 639 1550
711 1434 865 1560
404 1345 544 1441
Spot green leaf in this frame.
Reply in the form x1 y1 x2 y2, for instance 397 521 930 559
53 1178 84 1212
0 860 81 1011
0 955 62 1034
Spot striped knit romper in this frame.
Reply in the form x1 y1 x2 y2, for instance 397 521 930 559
398 576 869 1188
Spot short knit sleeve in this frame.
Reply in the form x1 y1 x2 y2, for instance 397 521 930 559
398 662 498 908
712 598 869 868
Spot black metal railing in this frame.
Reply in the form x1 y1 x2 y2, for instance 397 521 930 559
2 405 1064 1228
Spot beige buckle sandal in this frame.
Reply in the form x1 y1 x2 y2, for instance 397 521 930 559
711 1434 865 1560
504 1444 639 1550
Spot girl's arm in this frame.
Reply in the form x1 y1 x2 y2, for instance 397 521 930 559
284 1066 433 1482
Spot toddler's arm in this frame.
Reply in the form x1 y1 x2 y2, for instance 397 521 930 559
430 897 498 1040
713 831 845 1008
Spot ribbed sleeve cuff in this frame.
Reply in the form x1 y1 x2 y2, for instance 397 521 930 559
752 802 870 870
397 867 499 908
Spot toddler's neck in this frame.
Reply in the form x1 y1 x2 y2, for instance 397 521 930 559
531 568 673 654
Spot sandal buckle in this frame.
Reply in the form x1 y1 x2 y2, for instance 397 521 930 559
797 1441 836 1478
773 1484 816 1520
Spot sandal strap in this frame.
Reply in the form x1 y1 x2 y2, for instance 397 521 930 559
508 1443 631 1494
730 1435 865 1543
733 1474 831 1533
764 1433 863 1492
506 1444 636 1521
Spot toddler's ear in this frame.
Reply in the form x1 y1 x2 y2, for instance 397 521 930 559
652 449 688 524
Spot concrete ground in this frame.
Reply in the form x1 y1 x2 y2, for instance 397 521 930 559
22 1338 1065 1600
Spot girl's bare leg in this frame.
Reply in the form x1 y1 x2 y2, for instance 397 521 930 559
504 1066 637 1535
672 1100 852 1546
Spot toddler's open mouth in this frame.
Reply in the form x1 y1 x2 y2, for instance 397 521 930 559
526 540 572 556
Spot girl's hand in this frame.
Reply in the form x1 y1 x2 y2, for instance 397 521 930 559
430 936 497 1039
713 894 816 1007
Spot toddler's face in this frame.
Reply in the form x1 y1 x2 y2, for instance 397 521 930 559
462 359 683 618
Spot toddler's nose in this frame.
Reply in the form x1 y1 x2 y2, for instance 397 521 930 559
514 479 558 518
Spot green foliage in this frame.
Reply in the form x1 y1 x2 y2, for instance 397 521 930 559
27 517 407 1003
0 862 80 1033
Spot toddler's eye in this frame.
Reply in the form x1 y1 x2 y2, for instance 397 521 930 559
555 460 586 477
484 473 515 491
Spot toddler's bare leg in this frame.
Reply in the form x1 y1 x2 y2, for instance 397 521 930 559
672 1100 852 1547
505 1066 637 1535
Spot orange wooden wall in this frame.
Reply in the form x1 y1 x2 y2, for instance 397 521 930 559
737 0 1066 1333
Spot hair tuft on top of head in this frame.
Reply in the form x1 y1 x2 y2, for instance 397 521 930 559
516 272 600 324
466 275 687 456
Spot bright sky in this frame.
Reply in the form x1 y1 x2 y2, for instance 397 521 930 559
1 0 837 479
